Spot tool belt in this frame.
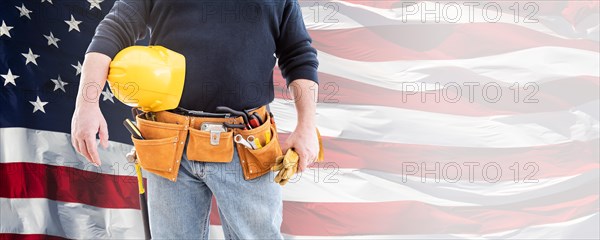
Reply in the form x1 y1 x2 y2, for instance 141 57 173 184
130 105 282 182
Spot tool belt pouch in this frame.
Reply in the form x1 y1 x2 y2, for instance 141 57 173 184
234 113 282 180
131 114 187 182
187 122 234 163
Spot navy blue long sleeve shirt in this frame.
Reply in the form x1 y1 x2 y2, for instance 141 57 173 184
87 0 318 112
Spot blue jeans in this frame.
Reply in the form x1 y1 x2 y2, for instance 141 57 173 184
145 145 283 239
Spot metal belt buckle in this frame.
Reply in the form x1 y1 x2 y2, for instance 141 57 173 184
202 122 227 146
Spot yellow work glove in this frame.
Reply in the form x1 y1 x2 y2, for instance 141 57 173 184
272 149 300 186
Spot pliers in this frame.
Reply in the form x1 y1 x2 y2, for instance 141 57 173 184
216 106 251 129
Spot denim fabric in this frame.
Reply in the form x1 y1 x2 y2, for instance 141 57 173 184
145 145 283 239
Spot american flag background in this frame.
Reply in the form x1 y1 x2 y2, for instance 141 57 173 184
1 0 599 239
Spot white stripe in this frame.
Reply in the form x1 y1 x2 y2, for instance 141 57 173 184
301 1 592 40
209 225 226 239
316 47 599 91
271 99 600 147
278 169 599 206
0 128 134 176
277 169 475 206
478 212 599 239
0 198 143 239
270 213 599 239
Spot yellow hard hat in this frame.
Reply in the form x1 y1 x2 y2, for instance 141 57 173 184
107 46 185 112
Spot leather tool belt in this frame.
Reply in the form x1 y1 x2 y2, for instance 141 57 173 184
131 105 282 182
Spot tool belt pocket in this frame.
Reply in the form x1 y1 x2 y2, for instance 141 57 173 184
132 115 187 181
235 113 282 180
187 128 234 163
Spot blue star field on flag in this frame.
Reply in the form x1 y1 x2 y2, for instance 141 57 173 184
1 0 145 144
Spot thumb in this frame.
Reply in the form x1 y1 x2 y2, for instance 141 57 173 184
98 120 109 149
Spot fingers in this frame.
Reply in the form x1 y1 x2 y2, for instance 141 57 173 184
71 108 106 167
71 134 80 154
98 120 109 149
77 138 92 163
74 135 101 167
70 120 78 150
271 156 285 171
85 136 101 166
296 148 316 173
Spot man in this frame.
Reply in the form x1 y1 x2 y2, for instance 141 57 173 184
70 0 319 238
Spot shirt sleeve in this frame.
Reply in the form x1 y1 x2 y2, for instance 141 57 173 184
86 0 151 59
275 0 319 86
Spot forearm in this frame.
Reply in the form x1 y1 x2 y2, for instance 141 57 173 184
75 52 111 110
289 79 318 129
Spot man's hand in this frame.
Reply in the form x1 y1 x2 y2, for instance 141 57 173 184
71 106 109 166
281 124 319 172
281 79 319 172
70 52 112 166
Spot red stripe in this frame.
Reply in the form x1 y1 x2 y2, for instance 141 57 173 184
0 234 66 240
0 163 141 209
3 163 596 236
210 195 598 235
209 197 222 225
309 25 599 61
278 134 600 181
278 195 599 235
274 69 600 116
563 1 600 25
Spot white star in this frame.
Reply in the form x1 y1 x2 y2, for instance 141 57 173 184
1 69 19 86
87 0 104 10
41 0 53 4
65 15 82 32
22 48 40 66
44 32 60 48
51 75 68 92
16 4 33 19
30 96 49 113
0 21 13 38
101 88 114 103
72 61 82 76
